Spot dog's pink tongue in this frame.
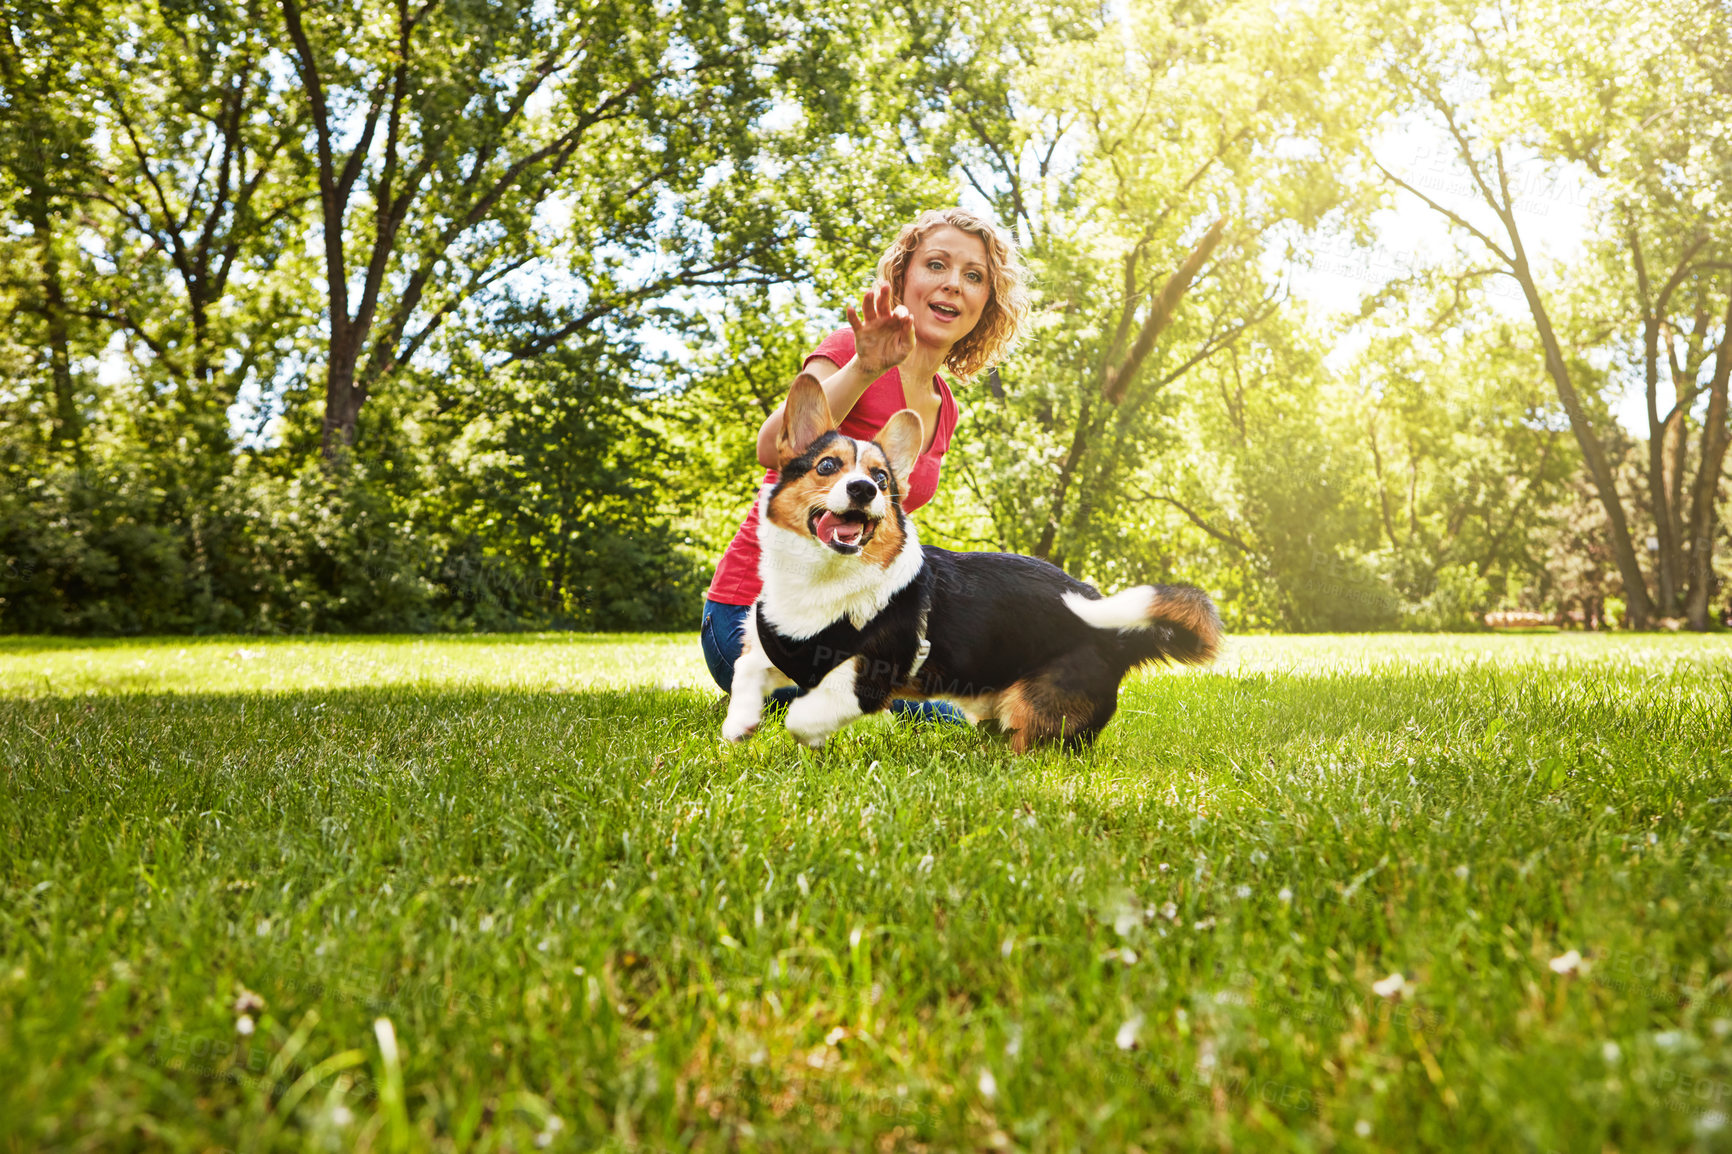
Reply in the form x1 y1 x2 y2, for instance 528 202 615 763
815 512 863 546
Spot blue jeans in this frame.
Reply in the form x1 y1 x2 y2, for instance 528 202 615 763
701 600 966 725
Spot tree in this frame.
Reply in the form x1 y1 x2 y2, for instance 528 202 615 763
907 0 1376 583
0 0 101 457
76 0 312 461
1365 0 1732 628
277 0 816 457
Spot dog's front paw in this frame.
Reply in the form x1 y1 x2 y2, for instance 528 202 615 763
791 729 829 749
721 715 760 742
783 713 834 749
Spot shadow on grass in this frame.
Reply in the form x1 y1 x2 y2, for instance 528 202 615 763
3 655 1726 784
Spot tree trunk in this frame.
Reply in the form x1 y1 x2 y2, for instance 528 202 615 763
1035 220 1226 561
0 24 81 458
28 204 81 457
1683 292 1732 630
321 334 365 459
1642 314 1679 613
1034 400 1091 560
1509 250 1657 628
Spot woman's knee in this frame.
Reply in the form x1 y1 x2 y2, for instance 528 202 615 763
700 604 737 693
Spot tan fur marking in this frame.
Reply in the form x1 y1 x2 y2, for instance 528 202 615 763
777 374 837 467
1000 677 1099 753
765 439 859 538
876 409 924 481
1149 587 1223 663
839 443 904 569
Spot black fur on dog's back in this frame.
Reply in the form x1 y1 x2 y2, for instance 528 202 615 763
911 549 1215 725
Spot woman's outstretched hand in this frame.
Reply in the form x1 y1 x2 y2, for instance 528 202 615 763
846 284 915 377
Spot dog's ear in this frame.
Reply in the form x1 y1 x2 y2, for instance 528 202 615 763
876 409 923 484
777 373 836 467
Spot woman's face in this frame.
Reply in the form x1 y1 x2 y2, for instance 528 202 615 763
900 224 992 353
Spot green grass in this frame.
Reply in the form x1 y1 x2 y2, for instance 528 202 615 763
2 631 1730 1152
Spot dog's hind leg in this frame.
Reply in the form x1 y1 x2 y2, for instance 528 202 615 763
1000 658 1117 754
723 612 790 742
785 656 866 749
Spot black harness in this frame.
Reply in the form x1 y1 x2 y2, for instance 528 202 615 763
755 568 932 691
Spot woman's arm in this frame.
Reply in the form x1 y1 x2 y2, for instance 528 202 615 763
755 285 914 469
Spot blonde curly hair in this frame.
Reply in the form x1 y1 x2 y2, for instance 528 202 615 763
875 208 1031 380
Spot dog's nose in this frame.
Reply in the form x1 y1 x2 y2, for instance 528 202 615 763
846 478 877 505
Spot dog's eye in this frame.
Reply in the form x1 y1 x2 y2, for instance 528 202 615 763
872 469 889 489
815 457 841 476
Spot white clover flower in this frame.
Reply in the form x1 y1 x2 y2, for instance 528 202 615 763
1601 1041 1621 1063
977 1068 998 1099
1278 887 1293 903
1548 950 1582 975
917 853 935 874
236 1015 255 1036
1116 1012 1145 1051
1355 1120 1372 1137
1372 973 1408 999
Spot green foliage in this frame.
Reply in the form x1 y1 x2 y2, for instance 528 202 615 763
660 297 828 559
425 341 712 633
0 448 433 633
1 0 1728 634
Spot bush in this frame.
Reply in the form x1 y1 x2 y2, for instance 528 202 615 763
0 453 440 634
1399 563 1491 632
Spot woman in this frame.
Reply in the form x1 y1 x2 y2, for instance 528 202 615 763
701 207 1030 718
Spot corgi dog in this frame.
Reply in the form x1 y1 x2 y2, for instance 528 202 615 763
722 375 1221 752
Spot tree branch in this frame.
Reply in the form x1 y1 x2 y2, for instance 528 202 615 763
1146 492 1253 554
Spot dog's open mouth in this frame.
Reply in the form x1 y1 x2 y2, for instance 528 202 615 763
809 508 877 553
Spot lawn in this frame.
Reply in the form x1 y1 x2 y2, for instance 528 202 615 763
2 631 1729 1152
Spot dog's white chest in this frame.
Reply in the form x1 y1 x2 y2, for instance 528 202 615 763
756 500 923 638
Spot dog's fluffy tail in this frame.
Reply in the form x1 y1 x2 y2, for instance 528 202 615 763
1062 584 1222 665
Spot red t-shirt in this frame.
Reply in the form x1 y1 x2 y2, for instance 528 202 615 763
706 327 959 606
